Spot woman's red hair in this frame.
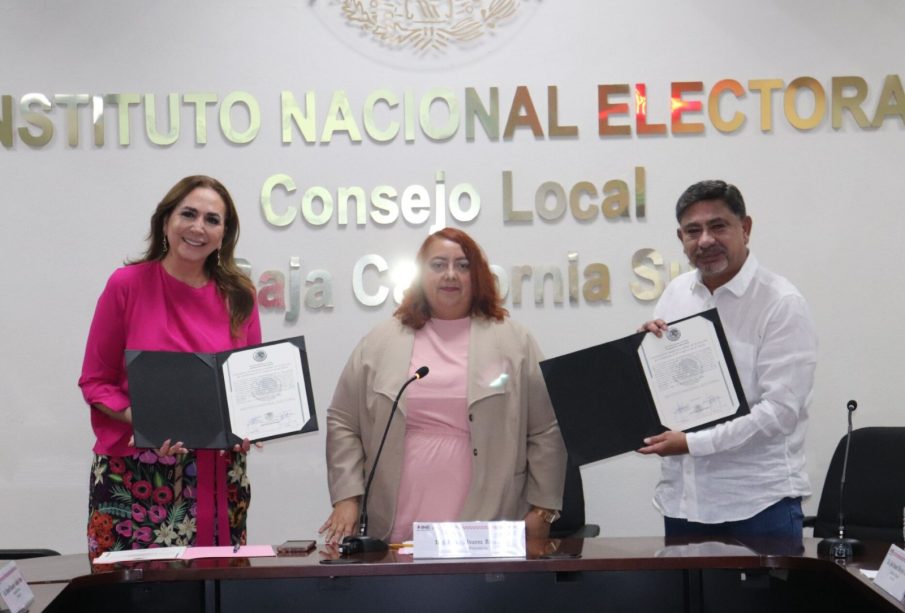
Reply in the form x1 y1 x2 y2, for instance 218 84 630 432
395 228 507 329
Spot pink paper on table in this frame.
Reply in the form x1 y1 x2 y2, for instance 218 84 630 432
181 546 276 560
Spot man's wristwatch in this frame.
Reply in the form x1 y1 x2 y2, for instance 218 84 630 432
531 507 561 524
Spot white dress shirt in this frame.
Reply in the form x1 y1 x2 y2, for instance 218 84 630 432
651 253 818 523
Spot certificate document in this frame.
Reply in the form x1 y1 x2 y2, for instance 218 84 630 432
222 342 311 441
540 309 748 464
127 336 318 449
638 315 740 431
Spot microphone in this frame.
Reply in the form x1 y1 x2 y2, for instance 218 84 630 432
339 366 429 556
817 399 863 559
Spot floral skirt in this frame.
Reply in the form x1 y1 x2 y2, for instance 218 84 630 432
87 449 251 561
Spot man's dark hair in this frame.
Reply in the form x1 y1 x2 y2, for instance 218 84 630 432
675 180 746 222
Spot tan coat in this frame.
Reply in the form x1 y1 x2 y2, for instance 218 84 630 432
326 317 567 540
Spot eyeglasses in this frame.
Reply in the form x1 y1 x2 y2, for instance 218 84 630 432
427 258 470 274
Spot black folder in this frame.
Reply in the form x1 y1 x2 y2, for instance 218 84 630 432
126 336 318 450
539 309 748 465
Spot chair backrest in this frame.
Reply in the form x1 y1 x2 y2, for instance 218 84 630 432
0 549 60 560
815 426 905 543
550 457 599 538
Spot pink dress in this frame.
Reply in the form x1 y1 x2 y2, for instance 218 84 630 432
390 317 472 543
79 261 261 550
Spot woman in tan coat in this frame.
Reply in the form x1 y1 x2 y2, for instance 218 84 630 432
320 228 566 544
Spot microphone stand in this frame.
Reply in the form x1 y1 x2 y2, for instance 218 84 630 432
817 400 862 559
339 366 429 556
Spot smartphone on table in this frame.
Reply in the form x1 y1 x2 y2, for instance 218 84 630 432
276 540 317 555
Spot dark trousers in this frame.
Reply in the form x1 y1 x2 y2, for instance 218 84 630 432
664 497 804 541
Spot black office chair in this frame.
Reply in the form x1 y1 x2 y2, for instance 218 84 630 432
0 549 60 560
549 457 600 538
806 426 905 543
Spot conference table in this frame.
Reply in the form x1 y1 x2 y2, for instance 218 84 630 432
10 537 904 612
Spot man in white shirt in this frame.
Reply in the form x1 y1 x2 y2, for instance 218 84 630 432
638 180 817 540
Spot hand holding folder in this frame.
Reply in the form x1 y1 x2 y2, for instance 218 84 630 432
540 309 748 465
126 336 318 449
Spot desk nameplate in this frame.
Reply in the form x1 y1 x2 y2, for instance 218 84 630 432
413 521 526 559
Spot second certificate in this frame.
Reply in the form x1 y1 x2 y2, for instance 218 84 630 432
222 342 310 441
637 315 740 432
